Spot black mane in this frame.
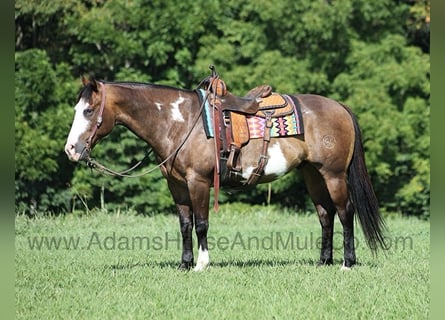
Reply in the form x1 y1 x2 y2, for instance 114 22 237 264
104 80 193 93
76 79 195 103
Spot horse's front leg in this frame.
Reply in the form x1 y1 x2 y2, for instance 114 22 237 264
178 204 194 270
168 181 194 270
188 179 211 272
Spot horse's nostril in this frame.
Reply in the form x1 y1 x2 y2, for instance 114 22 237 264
64 143 75 155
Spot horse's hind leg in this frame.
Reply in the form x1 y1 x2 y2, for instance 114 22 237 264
324 174 356 269
301 163 336 265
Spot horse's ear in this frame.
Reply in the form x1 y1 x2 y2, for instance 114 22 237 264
89 78 98 92
80 75 98 92
81 75 89 86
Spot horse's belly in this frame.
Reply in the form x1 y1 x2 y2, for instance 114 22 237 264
238 138 306 184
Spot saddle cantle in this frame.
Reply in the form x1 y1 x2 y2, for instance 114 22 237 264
211 82 272 115
222 91 293 118
257 93 293 117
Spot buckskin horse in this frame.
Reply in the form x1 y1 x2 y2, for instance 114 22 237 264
64 70 386 271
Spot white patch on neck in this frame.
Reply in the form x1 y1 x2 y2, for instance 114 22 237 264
66 98 91 146
194 246 209 272
170 96 185 122
155 102 162 111
241 143 288 180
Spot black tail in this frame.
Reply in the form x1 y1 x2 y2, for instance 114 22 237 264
343 105 387 252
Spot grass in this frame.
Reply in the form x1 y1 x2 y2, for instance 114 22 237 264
15 204 430 319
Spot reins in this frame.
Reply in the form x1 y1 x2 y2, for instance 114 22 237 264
85 82 212 178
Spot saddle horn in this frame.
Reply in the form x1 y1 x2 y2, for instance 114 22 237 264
207 65 227 96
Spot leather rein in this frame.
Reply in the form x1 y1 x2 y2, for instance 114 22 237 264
85 82 211 178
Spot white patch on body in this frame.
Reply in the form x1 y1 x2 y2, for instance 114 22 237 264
264 143 288 176
170 96 185 122
155 102 162 111
241 143 288 180
194 246 209 272
66 98 91 147
242 166 255 180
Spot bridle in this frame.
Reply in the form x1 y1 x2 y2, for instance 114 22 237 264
86 82 106 152
84 81 212 178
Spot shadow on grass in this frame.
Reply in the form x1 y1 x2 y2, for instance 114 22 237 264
105 260 178 271
212 258 319 268
104 257 375 271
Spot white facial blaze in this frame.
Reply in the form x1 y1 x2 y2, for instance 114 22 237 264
66 99 91 148
194 246 209 272
170 96 185 122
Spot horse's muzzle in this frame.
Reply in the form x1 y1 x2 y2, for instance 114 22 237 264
64 142 89 162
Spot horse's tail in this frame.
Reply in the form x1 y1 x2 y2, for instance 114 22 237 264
343 104 387 252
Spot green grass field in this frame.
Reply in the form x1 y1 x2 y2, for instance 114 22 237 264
15 204 429 319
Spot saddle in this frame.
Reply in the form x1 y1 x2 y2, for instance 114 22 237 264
200 66 300 210
201 66 295 187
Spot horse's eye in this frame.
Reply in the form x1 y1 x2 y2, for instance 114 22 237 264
83 108 94 117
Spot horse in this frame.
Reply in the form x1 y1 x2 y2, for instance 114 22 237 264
64 75 386 271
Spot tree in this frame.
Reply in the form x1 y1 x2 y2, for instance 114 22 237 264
332 35 429 216
15 49 78 213
15 0 430 216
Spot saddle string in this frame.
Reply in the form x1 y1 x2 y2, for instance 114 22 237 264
85 86 211 178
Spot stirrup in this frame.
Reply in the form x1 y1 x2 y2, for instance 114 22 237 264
227 144 241 172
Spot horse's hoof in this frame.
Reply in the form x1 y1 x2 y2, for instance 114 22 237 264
317 259 333 266
178 262 193 271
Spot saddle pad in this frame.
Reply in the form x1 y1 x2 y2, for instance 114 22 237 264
197 90 304 139
197 89 215 137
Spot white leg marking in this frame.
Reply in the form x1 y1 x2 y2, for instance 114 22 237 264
170 96 185 122
194 246 209 272
341 262 352 271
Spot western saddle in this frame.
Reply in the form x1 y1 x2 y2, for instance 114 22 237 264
199 66 294 208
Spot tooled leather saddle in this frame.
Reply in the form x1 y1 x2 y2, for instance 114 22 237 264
198 66 303 209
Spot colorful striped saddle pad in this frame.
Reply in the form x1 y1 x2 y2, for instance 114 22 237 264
198 89 304 140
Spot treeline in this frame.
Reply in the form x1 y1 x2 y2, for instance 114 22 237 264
15 0 430 217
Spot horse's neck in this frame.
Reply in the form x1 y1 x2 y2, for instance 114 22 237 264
113 85 199 159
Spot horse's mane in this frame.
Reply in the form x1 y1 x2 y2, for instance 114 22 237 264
103 80 194 93
76 79 196 103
